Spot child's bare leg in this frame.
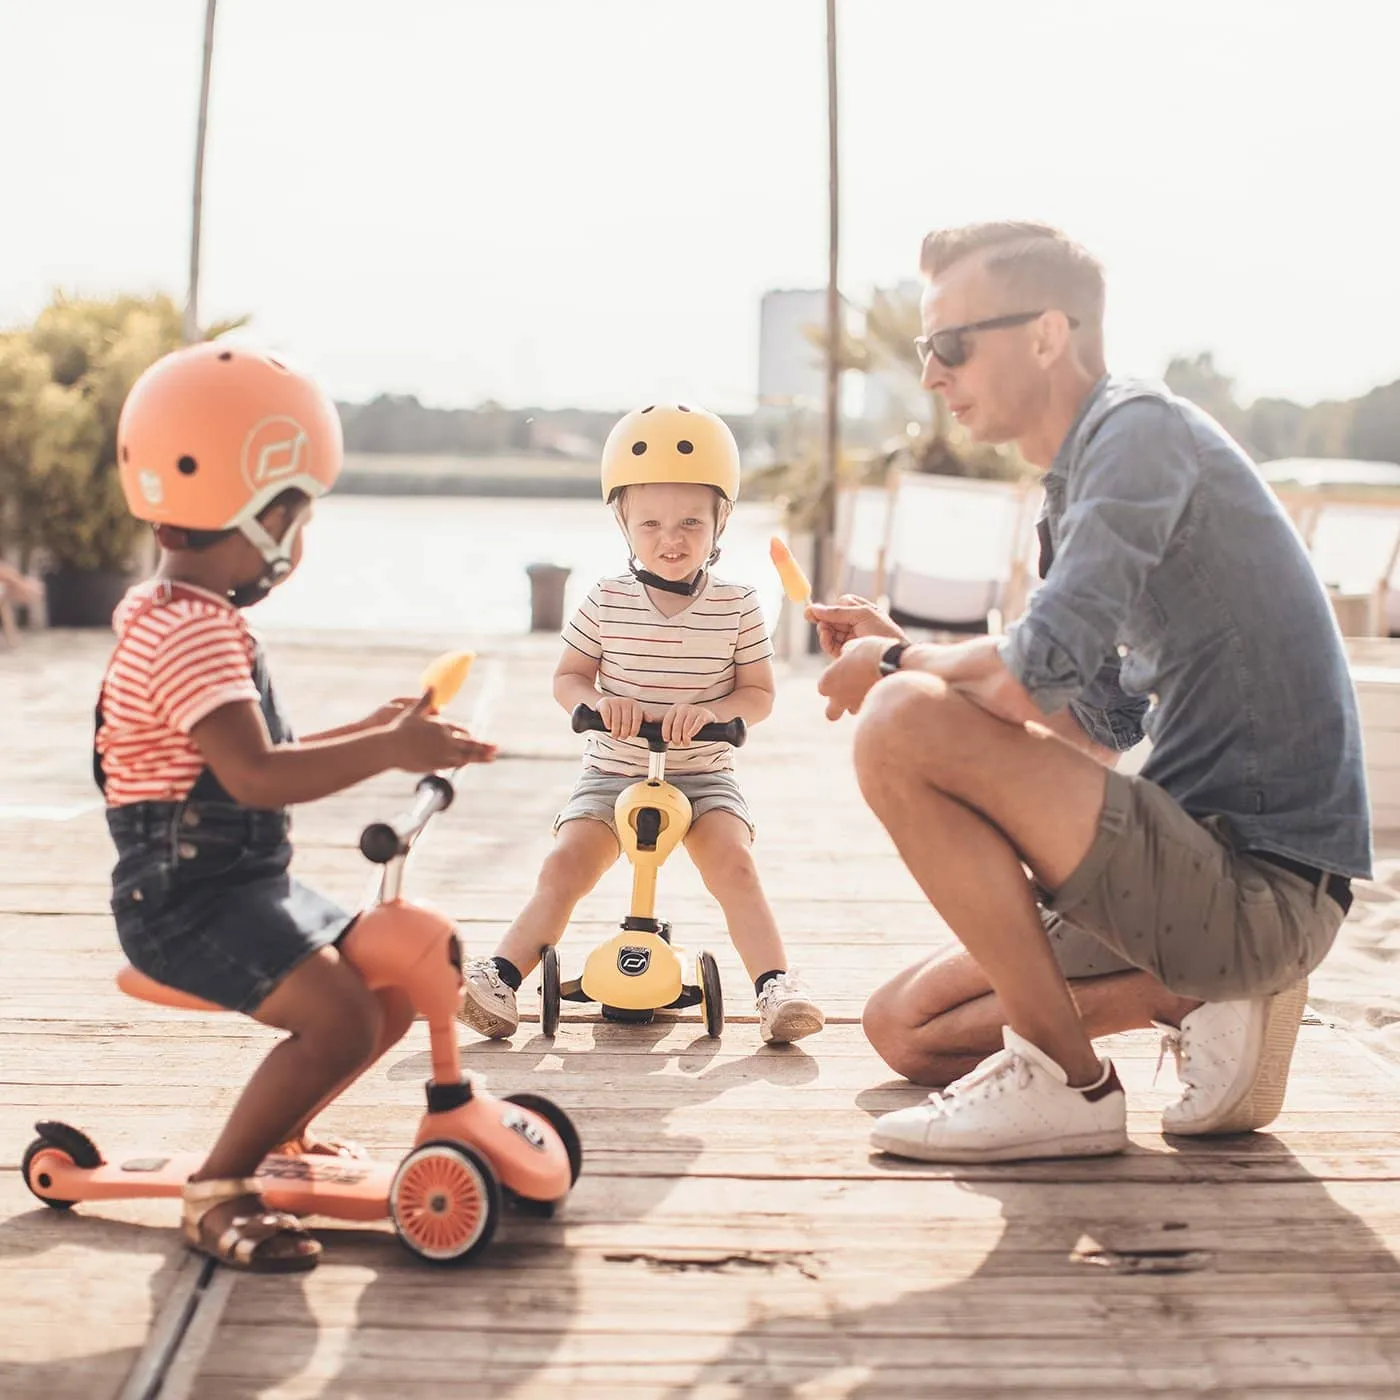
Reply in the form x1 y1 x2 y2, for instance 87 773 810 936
683 811 784 980
494 818 619 975
282 987 415 1150
460 819 618 1038
187 948 383 1262
685 811 823 1042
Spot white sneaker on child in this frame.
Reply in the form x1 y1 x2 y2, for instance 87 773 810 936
457 957 520 1039
756 971 824 1044
1155 978 1308 1135
870 1027 1128 1164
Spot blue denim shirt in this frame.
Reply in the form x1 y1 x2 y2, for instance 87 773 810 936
1000 375 1372 879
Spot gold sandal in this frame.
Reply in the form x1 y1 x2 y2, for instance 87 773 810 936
182 1178 321 1273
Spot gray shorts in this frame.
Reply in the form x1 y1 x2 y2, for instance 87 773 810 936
555 769 755 838
1041 769 1346 1000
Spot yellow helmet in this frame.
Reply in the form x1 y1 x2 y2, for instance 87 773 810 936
600 403 741 505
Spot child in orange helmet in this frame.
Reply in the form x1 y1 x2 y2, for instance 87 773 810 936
458 403 825 1045
97 343 495 1273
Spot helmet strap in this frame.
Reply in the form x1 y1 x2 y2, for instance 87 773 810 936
629 558 707 597
228 515 303 609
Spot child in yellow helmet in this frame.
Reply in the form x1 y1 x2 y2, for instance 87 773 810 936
459 403 824 1044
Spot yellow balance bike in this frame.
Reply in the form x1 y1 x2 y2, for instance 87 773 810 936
540 702 747 1038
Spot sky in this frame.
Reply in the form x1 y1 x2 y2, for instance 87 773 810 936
3 0 1399 414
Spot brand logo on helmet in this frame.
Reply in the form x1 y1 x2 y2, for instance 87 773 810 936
618 946 650 977
241 416 309 491
138 470 164 506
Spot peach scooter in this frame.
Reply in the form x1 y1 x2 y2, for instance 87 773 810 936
22 653 581 1264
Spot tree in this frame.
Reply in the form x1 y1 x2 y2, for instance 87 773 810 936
1346 380 1400 464
3 293 243 573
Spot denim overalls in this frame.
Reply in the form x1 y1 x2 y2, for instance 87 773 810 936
97 584 350 1012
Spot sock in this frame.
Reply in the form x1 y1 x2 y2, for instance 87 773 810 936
754 969 784 996
490 956 523 992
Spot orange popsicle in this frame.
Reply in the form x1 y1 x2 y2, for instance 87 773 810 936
769 536 811 604
418 650 476 711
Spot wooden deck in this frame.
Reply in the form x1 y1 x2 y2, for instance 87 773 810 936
2 627 1399 1399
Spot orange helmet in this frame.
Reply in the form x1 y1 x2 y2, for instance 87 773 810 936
117 343 343 531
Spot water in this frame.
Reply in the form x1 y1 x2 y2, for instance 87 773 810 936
252 496 787 640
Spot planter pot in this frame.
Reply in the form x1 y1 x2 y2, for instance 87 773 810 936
44 567 130 628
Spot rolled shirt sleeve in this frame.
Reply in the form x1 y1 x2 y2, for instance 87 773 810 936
999 397 1201 720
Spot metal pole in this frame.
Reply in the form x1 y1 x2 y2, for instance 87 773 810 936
810 0 840 648
184 0 218 345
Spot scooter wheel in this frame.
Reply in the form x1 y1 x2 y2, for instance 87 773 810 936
540 945 561 1038
390 1140 502 1264
502 1092 583 1186
698 951 724 1039
22 1121 103 1210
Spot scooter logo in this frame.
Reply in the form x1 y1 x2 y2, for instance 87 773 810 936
502 1108 547 1151
618 945 650 977
241 416 310 491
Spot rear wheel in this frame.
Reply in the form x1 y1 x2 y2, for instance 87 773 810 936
540 945 561 1037
22 1121 103 1210
698 951 724 1039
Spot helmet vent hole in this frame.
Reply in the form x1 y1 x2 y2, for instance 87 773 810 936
177 455 198 476
266 356 288 372
677 404 691 412
641 405 655 414
121 446 130 463
677 440 694 455
631 441 647 456
217 351 233 362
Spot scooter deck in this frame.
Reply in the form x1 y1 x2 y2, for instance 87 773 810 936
33 1149 394 1222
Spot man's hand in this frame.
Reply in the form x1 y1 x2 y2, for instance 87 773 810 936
816 635 892 721
805 596 907 658
661 703 718 744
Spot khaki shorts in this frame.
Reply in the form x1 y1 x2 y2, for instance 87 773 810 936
554 769 755 839
1040 769 1346 1000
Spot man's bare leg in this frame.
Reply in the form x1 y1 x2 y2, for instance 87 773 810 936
863 945 1201 1086
851 671 1188 1086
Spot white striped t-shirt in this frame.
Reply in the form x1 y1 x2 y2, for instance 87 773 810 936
96 581 261 806
563 574 773 776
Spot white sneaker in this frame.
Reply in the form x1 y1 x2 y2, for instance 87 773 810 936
1156 978 1308 1135
756 971 825 1044
870 1027 1128 1164
457 957 520 1039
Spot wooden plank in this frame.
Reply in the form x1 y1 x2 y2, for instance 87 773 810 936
5 629 1399 1398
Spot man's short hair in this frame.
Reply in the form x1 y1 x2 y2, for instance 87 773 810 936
919 221 1105 330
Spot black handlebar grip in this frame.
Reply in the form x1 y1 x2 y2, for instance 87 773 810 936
358 774 456 864
358 821 402 865
570 702 747 749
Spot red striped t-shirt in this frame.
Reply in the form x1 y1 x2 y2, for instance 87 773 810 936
96 581 260 806
562 573 773 776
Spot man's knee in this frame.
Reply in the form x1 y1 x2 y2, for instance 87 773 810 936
853 673 958 792
861 977 926 1077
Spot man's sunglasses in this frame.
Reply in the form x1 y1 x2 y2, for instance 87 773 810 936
913 310 1079 370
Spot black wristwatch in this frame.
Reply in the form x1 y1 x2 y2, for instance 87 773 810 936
878 641 911 677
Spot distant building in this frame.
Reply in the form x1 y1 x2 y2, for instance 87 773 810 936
757 289 829 411
757 282 927 437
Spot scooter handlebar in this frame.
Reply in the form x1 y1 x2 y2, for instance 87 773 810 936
570 702 747 749
359 773 456 864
